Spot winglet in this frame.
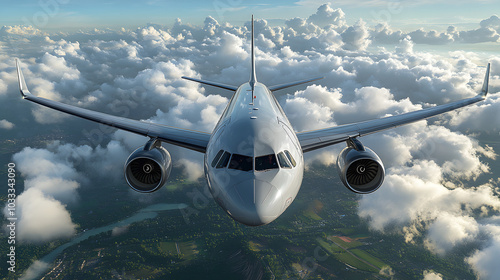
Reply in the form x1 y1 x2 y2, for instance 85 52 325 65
15 59 31 97
480 63 490 97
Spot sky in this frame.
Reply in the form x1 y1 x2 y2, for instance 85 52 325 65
1 1 500 279
1 0 499 31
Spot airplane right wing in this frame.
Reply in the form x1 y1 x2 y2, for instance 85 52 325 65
297 64 491 153
16 59 211 153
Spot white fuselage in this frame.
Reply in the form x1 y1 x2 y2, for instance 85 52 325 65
204 82 304 226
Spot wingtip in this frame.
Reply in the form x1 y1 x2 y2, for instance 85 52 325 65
15 58 30 97
480 63 490 97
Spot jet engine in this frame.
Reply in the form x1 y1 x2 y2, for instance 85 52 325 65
336 138 385 194
124 139 172 193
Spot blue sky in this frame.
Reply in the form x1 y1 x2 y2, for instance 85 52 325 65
2 0 498 31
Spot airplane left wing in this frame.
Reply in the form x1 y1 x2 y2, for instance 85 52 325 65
297 64 491 153
16 59 210 153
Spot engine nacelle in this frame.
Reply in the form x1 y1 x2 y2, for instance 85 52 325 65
124 144 172 193
337 140 385 194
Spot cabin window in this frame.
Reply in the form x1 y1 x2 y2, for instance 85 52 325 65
211 150 224 167
284 150 296 167
216 151 231 168
277 152 292 169
255 154 279 171
228 154 253 171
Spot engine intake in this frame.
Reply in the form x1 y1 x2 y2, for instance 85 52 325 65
337 139 385 194
124 142 172 193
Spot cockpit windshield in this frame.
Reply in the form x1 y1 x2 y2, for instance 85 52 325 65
255 154 278 171
228 154 253 171
211 150 296 171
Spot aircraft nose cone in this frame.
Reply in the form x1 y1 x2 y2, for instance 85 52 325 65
226 179 280 226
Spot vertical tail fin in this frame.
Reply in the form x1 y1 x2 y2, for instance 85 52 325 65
249 15 257 89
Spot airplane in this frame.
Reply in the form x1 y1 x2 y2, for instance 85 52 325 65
15 16 491 226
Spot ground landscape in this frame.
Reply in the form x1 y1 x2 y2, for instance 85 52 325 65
1 131 498 279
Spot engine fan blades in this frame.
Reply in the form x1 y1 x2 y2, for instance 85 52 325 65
346 159 379 186
130 158 162 185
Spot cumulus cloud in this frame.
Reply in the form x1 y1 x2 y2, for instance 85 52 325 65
111 225 129 236
0 25 44 37
480 15 500 32
307 4 347 31
0 119 14 129
370 15 500 45
423 270 443 280
395 36 414 54
14 188 77 243
467 235 500 280
5 140 132 243
424 214 479 255
341 20 371 50
7 146 81 242
19 260 50 280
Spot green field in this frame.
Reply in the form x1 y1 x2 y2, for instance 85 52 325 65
334 251 379 272
351 249 387 269
328 236 364 249
317 237 388 273
303 208 322 220
157 241 197 260
158 242 178 255
178 241 198 260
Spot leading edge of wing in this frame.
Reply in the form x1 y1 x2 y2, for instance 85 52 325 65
297 63 491 153
15 59 210 153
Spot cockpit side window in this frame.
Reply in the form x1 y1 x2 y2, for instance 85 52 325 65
216 151 231 168
284 150 297 167
277 152 291 169
211 150 224 168
228 154 253 171
256 154 279 171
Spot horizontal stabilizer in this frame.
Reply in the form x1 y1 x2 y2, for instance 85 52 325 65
182 76 238 91
268 76 324 92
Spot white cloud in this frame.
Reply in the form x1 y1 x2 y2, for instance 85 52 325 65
111 225 129 236
423 270 443 280
0 25 44 37
14 188 76 243
395 36 414 54
480 15 500 32
467 236 500 280
19 260 49 280
0 119 14 129
424 214 479 255
307 4 347 31
341 20 371 50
